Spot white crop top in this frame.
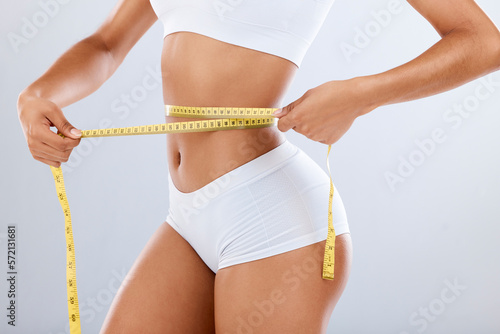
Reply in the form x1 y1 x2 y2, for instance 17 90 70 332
149 0 335 68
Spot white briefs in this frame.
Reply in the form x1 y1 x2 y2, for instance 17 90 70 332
165 140 350 273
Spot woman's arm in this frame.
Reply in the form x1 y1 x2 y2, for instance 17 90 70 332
364 0 500 107
275 0 500 145
17 0 157 167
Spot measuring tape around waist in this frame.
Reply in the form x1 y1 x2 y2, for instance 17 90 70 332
49 105 336 334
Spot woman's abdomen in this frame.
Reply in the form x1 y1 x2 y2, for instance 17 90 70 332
161 32 297 193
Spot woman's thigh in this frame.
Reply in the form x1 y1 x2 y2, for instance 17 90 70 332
100 222 216 334
214 234 352 334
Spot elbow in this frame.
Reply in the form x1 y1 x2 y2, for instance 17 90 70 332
87 33 117 59
490 33 500 70
452 21 500 72
83 33 121 77
480 26 500 71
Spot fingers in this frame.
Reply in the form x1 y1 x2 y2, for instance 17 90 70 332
30 140 74 163
274 98 337 144
274 101 298 132
31 154 63 168
28 135 78 167
27 122 80 162
49 109 82 140
277 114 296 132
273 99 296 118
19 98 82 167
43 128 81 151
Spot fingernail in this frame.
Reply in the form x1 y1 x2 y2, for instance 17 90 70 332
273 108 283 115
70 128 81 137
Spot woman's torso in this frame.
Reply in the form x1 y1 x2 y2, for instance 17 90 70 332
162 32 298 193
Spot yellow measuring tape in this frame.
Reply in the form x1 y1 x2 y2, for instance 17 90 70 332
50 165 81 333
49 105 336 333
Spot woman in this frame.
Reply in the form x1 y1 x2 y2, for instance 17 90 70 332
17 0 500 333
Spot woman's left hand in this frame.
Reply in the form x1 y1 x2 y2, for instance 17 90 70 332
274 78 378 145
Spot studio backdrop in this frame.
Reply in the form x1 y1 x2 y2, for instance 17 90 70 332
1 0 499 333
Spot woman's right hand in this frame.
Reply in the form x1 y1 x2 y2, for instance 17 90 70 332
17 93 82 168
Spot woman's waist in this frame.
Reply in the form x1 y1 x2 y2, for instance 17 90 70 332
166 124 286 193
162 76 287 193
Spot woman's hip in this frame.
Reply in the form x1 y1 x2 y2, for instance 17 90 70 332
165 139 350 272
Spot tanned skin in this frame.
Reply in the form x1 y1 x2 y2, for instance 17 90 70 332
17 0 500 332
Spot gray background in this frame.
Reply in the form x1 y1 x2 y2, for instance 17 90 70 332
1 0 500 333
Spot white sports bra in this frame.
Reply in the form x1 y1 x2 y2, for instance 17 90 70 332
149 0 335 68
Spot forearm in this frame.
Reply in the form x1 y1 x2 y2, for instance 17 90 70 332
360 26 500 111
19 34 119 108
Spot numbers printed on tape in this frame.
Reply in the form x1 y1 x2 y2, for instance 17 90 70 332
50 166 82 333
322 144 336 280
50 105 337 333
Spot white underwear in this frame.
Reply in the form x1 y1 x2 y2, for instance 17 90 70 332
165 140 350 273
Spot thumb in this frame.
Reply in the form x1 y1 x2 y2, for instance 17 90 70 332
272 101 295 118
51 108 81 139
274 101 298 132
